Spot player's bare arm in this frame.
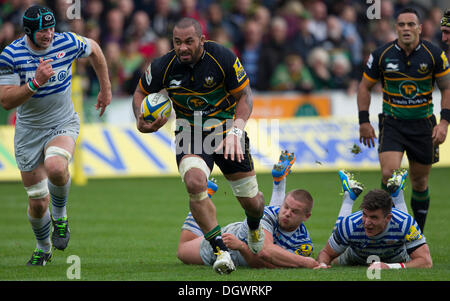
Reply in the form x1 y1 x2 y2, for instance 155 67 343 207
316 242 340 268
369 243 432 269
132 85 167 133
215 84 253 162
257 230 319 269
222 232 272 268
0 58 54 110
357 76 378 148
433 73 450 145
87 38 111 117
404 243 433 268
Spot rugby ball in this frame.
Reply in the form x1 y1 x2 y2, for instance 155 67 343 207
140 93 172 122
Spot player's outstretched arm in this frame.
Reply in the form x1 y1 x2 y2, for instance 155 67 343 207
369 244 433 269
222 232 271 268
87 38 111 117
256 230 319 269
316 242 340 269
404 243 433 268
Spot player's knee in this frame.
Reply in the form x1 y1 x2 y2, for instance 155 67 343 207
184 169 208 194
409 173 428 191
45 160 68 184
44 146 71 184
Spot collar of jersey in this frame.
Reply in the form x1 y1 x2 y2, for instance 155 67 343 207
394 39 422 52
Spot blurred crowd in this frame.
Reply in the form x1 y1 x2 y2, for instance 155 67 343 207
0 0 449 98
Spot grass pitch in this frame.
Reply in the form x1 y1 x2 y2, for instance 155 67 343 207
1 168 449 283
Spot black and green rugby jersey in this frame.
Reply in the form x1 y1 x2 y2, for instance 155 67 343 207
363 39 450 119
138 41 249 129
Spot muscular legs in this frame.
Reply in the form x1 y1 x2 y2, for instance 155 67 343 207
379 151 431 231
22 136 74 252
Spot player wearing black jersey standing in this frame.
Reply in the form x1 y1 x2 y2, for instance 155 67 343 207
357 8 450 232
131 18 265 274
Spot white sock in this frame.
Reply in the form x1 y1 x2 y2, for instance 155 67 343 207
28 209 52 252
334 191 354 229
270 178 286 207
338 191 354 218
392 190 408 213
49 177 71 219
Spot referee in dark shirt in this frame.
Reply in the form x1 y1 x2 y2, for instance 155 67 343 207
357 8 450 232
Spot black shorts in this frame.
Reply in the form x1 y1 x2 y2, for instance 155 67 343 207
378 113 439 165
174 128 254 175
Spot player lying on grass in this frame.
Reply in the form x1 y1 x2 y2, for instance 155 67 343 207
316 170 432 270
177 151 319 273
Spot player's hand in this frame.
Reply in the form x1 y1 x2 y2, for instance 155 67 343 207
359 122 377 148
368 261 389 270
432 121 448 145
303 257 320 269
136 113 168 133
314 262 331 269
34 57 54 85
222 233 244 251
96 88 112 117
215 132 244 162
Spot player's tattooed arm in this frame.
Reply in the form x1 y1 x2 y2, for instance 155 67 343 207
231 84 253 130
436 72 450 91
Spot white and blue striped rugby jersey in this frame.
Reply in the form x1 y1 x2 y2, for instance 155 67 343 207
181 205 314 257
0 32 91 128
238 205 314 257
329 208 426 261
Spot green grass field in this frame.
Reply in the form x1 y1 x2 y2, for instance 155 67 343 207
1 168 450 283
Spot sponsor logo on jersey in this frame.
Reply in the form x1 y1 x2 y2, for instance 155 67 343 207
405 225 422 242
203 76 215 88
233 58 246 82
399 80 418 99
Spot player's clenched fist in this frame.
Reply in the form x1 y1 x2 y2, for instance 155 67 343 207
35 57 55 86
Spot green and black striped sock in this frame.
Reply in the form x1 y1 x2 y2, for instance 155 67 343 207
205 225 228 252
411 188 430 232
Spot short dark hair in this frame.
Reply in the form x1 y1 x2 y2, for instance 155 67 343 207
396 7 421 23
360 189 393 216
174 17 203 37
